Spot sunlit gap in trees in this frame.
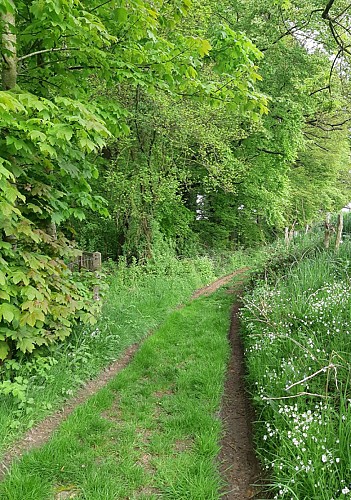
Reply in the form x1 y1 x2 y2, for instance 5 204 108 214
196 194 208 220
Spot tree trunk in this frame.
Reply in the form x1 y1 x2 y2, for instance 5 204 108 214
47 222 58 240
1 3 18 248
335 212 343 251
1 3 17 90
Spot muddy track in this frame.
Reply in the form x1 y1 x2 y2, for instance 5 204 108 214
219 292 262 499
0 268 256 492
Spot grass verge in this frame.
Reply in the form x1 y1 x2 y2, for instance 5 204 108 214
241 240 351 499
0 285 236 499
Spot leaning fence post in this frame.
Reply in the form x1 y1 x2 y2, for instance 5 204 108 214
324 213 331 249
335 212 343 251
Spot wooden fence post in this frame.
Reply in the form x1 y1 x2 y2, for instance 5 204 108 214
335 212 343 251
324 213 331 249
284 227 289 246
92 252 102 271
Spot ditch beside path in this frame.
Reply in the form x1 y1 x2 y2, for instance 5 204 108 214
219 296 262 499
0 267 262 499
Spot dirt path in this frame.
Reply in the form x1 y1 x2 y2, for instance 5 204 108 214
219 292 262 499
191 267 249 299
1 268 263 497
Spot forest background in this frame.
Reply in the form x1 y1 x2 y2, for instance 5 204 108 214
1 0 351 361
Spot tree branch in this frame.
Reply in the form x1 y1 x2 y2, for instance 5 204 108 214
67 65 101 71
322 0 336 19
147 130 157 167
18 47 80 62
309 85 330 96
312 141 330 152
335 4 351 20
329 48 342 89
261 8 324 52
89 0 113 13
258 148 285 156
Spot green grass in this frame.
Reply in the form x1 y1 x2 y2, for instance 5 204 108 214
0 286 236 499
0 233 322 459
0 256 218 456
241 240 351 499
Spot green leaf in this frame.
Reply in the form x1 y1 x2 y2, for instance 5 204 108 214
38 143 57 157
50 124 73 141
0 303 18 323
115 7 128 22
0 92 25 112
0 291 10 301
26 203 43 214
0 341 9 360
28 130 47 142
199 39 212 56
17 337 36 354
12 271 30 285
0 270 6 286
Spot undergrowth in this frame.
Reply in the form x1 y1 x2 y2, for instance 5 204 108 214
241 238 351 499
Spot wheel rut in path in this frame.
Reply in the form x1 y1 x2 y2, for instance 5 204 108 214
0 268 249 481
219 293 262 499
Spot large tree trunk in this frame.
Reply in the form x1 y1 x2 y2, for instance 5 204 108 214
1 2 16 90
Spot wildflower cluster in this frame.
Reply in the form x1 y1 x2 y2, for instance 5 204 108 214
241 247 351 499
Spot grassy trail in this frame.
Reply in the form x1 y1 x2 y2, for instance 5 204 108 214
0 258 220 456
0 276 246 499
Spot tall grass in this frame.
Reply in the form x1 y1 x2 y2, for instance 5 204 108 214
241 239 351 499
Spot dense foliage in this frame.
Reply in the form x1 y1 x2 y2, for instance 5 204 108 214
1 1 350 360
76 0 351 256
0 0 267 361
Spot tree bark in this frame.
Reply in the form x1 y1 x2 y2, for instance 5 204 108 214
47 222 58 241
284 226 289 246
1 2 17 248
1 2 17 90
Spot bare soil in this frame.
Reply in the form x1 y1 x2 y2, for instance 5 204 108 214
191 268 250 300
219 290 263 499
0 268 263 499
